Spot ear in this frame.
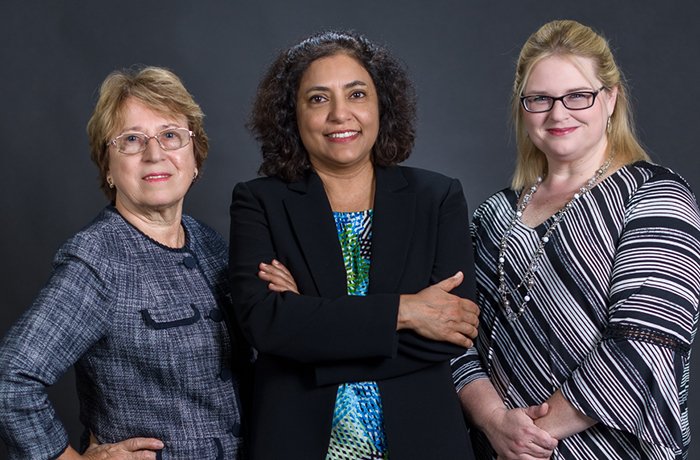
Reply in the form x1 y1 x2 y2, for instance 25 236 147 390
605 85 618 116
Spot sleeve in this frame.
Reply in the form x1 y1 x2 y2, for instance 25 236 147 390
451 203 492 393
560 173 700 453
228 178 475 385
228 181 399 365
0 237 114 459
431 178 477 300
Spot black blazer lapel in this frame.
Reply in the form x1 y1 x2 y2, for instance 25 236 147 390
369 166 415 294
284 173 348 298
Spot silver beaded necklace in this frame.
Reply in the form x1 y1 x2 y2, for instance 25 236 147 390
497 155 614 321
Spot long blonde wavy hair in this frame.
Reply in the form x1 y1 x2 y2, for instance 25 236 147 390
511 20 650 190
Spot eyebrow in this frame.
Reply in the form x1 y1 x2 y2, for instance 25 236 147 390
120 123 182 133
303 80 368 94
524 86 597 95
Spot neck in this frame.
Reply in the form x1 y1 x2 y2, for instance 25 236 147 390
115 201 185 248
519 151 615 228
315 161 375 212
542 145 610 189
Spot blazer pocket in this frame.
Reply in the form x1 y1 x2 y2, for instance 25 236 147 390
140 303 202 330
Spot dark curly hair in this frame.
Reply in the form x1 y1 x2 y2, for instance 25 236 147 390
249 30 417 182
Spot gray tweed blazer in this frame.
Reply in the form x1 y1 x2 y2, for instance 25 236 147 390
0 207 242 459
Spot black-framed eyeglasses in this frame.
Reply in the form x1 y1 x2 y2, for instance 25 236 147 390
520 87 606 113
108 127 194 155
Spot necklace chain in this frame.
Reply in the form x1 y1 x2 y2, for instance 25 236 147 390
497 155 614 321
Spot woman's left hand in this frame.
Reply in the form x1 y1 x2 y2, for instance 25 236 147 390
258 259 299 294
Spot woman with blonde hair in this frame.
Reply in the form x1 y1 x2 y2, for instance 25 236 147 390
453 19 700 459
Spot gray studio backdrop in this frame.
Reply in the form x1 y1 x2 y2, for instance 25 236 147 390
2 0 699 456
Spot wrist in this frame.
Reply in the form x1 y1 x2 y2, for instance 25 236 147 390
57 445 82 460
481 405 507 436
397 294 415 330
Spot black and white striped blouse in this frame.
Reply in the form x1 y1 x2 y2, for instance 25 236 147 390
453 161 700 459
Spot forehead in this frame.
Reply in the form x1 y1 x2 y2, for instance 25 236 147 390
299 53 374 87
524 54 598 92
117 97 186 129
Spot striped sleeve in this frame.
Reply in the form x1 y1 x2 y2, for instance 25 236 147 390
561 171 700 454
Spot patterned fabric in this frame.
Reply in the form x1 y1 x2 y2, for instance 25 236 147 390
0 206 243 459
452 162 700 459
326 210 389 460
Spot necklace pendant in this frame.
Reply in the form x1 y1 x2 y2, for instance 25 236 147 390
496 154 614 324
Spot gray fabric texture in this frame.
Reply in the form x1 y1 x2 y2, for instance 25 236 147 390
0 206 242 459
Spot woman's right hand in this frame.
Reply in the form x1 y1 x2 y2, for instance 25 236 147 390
59 437 164 460
486 405 557 460
397 271 480 348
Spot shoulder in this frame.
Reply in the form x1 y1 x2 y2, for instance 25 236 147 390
233 175 290 198
390 165 456 187
473 188 514 222
617 161 693 192
618 161 700 228
182 215 227 255
382 167 472 216
59 207 127 260
182 214 224 242
382 166 465 201
49 207 130 285
623 161 699 208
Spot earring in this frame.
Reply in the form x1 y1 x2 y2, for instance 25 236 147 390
606 116 612 133
107 177 114 189
193 169 199 182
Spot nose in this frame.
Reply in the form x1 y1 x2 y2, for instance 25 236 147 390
548 99 570 119
328 98 351 122
141 136 165 162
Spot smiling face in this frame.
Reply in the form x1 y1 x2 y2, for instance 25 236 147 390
522 54 617 165
295 53 380 175
107 97 197 217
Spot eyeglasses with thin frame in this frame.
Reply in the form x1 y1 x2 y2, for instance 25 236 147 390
108 127 195 155
520 87 606 113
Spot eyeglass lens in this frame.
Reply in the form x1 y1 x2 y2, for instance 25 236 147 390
522 92 597 112
114 128 191 154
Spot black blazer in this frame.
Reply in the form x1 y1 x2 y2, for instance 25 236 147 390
229 165 476 459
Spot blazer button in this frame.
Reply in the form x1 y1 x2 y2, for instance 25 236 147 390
220 367 232 381
183 255 197 269
209 308 224 322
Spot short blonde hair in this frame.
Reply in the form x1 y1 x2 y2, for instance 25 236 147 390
511 20 650 190
86 66 209 200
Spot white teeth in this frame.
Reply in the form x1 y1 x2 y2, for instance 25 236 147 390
146 174 169 180
327 131 357 139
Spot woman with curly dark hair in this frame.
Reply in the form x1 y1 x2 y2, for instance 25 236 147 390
229 30 478 460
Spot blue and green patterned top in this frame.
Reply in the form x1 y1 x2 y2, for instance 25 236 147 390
326 210 389 460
